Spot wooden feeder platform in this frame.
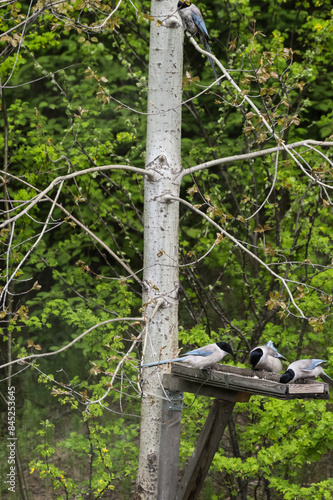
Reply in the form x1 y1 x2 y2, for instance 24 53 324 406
163 363 330 402
157 363 330 500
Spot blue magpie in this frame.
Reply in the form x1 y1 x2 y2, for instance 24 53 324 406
177 1 219 81
250 340 287 373
280 359 333 387
141 341 234 369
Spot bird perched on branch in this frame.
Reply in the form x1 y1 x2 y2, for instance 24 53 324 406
141 341 234 369
250 340 287 373
280 359 333 387
177 0 219 81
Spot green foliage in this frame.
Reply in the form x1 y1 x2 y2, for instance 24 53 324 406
179 396 333 499
1 0 333 498
29 417 138 498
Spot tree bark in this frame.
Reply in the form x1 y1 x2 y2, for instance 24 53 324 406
135 1 184 498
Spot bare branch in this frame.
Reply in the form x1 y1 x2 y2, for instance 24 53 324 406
190 37 333 191
1 170 143 283
180 140 333 178
164 195 306 318
0 164 153 230
87 329 143 407
245 145 280 221
1 180 64 306
0 317 144 370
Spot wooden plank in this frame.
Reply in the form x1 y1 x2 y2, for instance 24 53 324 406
163 374 251 402
170 365 286 397
163 374 245 401
287 383 326 394
169 364 329 400
176 399 235 500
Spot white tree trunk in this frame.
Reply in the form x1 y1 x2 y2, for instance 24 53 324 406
136 0 184 497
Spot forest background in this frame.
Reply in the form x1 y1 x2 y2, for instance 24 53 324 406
1 0 333 499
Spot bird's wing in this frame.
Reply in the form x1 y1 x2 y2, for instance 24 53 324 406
301 359 327 371
184 346 215 357
191 9 209 39
142 345 216 365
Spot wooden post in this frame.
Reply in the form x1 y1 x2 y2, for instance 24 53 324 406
157 390 183 500
176 399 235 500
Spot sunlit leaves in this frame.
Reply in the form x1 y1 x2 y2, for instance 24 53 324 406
187 186 198 196
27 339 42 350
183 71 201 88
264 241 274 256
214 233 226 245
254 223 273 233
207 205 223 218
265 291 287 311
309 315 325 332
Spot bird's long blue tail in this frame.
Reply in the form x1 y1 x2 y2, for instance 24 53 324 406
320 372 333 388
141 357 185 368
203 40 218 82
